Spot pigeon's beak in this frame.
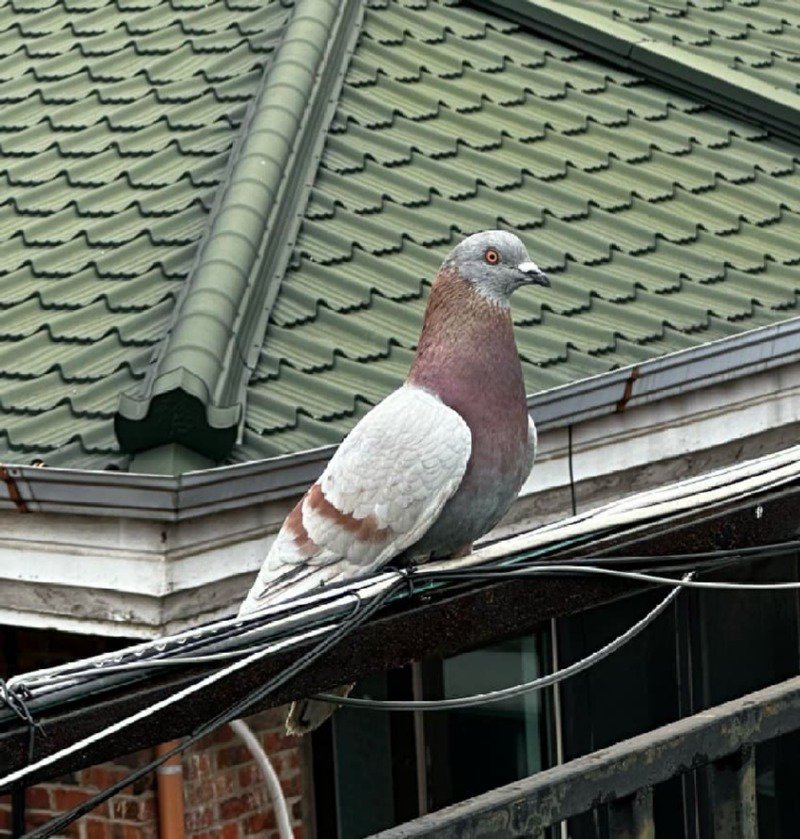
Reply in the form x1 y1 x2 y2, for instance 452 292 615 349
516 261 550 287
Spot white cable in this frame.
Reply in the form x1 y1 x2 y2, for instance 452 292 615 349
9 571 400 692
526 565 800 590
0 574 401 790
0 622 334 790
317 572 690 711
230 720 293 839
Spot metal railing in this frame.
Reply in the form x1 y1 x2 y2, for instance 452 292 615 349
371 674 800 837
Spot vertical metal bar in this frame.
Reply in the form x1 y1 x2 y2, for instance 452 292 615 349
608 786 655 839
711 746 757 839
10 785 25 838
411 662 428 817
549 620 569 839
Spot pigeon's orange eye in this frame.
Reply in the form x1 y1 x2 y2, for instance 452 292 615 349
485 248 500 265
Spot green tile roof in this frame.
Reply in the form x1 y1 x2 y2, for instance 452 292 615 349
2 0 800 469
581 0 800 96
237 0 800 460
0 0 291 467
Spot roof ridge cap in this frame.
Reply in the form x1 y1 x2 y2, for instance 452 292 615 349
115 0 365 463
483 0 800 144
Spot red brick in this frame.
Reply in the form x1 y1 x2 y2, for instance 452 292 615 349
243 811 276 835
208 726 235 746
111 798 141 821
82 766 128 790
215 746 250 770
218 793 259 821
262 732 296 753
212 771 236 798
86 819 112 839
221 824 240 839
24 786 50 809
280 775 302 797
0 809 9 830
185 806 215 831
293 826 305 839
184 780 214 808
26 810 80 837
52 786 91 810
185 753 212 780
237 764 262 790
138 795 156 821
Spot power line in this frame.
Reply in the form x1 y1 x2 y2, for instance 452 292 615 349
318 571 691 712
12 577 401 839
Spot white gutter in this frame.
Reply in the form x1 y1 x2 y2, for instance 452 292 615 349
2 316 800 521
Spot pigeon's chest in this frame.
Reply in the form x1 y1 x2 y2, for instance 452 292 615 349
443 360 531 504
408 344 531 555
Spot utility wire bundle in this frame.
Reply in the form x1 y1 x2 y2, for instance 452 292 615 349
2 443 800 837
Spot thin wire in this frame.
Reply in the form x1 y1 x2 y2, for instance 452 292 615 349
22 576 401 839
317 572 690 711
6 541 797 709
421 564 800 591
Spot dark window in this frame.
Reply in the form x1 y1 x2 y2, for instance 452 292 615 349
313 626 555 838
558 552 800 838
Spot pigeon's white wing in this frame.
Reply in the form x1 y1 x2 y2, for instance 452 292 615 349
239 386 471 614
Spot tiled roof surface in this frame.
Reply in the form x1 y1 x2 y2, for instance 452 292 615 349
3 0 800 469
238 0 800 460
0 0 291 467
583 0 800 95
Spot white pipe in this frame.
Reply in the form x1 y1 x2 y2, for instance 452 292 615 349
229 719 293 839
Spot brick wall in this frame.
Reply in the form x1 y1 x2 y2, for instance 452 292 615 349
0 709 308 839
183 709 306 839
0 627 310 838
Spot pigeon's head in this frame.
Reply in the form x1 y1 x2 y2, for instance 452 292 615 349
443 230 550 306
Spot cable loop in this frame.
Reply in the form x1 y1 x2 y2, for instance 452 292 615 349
0 679 45 762
396 565 417 599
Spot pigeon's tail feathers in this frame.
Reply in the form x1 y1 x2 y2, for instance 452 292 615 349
238 559 336 616
286 684 354 736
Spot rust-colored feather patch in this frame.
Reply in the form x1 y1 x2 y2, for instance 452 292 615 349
285 499 320 556
306 483 392 542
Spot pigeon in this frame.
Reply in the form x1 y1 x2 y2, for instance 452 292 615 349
239 230 550 734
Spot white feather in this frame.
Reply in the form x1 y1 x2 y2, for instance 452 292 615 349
239 386 471 614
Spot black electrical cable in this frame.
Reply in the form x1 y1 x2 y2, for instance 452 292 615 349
24 577 402 839
18 538 800 837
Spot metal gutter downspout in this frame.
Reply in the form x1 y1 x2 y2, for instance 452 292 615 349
3 316 800 520
155 741 185 839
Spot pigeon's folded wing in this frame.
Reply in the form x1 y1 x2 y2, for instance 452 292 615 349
239 386 471 613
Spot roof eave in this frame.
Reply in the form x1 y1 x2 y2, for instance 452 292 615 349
4 315 800 520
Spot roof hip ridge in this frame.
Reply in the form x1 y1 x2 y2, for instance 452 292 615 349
481 0 800 145
115 0 365 463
